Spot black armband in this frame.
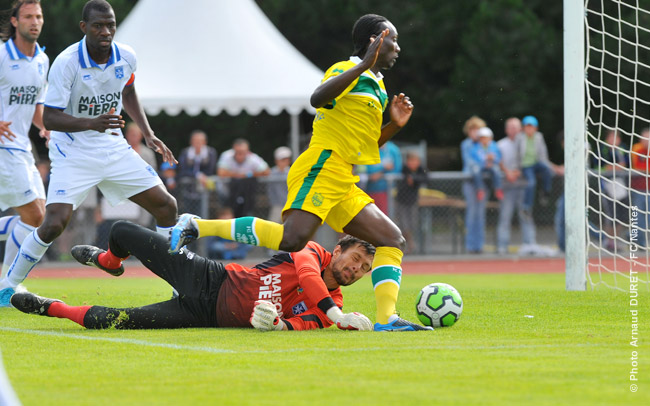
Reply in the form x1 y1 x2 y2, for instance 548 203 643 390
317 297 337 314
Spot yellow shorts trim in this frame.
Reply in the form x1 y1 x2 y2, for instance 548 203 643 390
283 147 373 232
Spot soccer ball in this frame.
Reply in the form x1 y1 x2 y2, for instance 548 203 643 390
416 283 463 327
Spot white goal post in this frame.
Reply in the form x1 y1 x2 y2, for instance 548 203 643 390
564 0 650 291
564 0 587 291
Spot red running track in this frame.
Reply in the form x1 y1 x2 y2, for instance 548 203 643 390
28 257 568 279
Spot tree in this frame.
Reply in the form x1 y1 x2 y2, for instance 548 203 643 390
256 0 565 167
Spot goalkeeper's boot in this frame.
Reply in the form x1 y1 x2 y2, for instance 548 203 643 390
374 314 434 332
0 287 15 308
71 245 124 277
169 213 200 254
10 292 61 316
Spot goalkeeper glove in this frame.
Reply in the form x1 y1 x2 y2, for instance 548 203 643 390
326 307 373 331
250 300 284 331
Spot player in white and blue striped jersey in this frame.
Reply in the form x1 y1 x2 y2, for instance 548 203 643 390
0 0 49 289
0 0 179 306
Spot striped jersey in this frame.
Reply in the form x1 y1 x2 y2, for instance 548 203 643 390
0 38 48 153
216 241 343 330
44 36 136 151
310 56 388 165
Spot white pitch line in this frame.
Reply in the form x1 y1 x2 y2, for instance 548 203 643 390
0 327 234 354
0 326 612 355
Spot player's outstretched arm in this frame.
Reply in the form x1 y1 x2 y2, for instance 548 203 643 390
310 29 389 109
326 307 373 331
122 84 177 165
0 121 16 144
378 93 414 146
43 106 125 135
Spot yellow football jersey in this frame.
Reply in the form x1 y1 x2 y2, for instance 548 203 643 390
309 57 388 165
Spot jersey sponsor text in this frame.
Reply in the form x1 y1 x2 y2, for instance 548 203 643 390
259 273 283 317
78 92 121 115
8 85 42 105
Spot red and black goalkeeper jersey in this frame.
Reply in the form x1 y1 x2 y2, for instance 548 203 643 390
215 241 343 330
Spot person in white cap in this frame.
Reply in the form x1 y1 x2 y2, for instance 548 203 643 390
267 146 292 224
515 115 554 213
470 126 503 201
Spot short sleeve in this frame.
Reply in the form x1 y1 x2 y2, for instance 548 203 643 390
44 56 74 109
36 58 50 104
322 61 359 103
252 154 269 172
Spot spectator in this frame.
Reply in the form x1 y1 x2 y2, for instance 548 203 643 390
395 151 427 254
159 161 178 195
630 127 650 247
470 127 503 201
125 122 157 170
267 146 292 224
497 117 536 254
593 129 629 251
121 122 155 228
217 138 270 217
177 130 218 213
516 116 555 212
206 207 253 260
361 140 402 215
461 115 487 253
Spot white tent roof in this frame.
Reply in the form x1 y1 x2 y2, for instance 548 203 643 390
114 0 322 116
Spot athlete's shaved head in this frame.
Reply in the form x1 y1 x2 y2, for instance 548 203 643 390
351 14 389 58
82 0 113 22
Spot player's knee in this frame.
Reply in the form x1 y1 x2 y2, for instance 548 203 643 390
38 218 68 242
151 194 177 224
395 234 407 252
20 205 45 227
279 234 309 252
110 220 135 239
386 234 407 251
375 232 406 252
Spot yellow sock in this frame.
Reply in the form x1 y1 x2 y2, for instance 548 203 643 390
371 246 403 324
196 217 284 251
196 219 232 239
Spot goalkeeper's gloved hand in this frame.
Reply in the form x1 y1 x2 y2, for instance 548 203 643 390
250 300 284 331
326 307 373 331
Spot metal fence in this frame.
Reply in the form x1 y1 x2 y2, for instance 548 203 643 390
0 172 565 263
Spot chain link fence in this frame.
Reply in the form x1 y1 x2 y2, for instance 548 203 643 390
0 172 565 262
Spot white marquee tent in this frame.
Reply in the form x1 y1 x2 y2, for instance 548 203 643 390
114 0 323 154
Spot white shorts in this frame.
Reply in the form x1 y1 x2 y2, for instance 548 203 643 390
0 148 46 211
47 141 162 210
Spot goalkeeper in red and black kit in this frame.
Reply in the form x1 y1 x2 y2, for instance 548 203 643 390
10 220 376 331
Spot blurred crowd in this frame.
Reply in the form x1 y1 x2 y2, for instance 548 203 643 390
4 119 648 261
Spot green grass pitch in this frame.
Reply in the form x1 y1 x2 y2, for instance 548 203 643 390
0 273 647 406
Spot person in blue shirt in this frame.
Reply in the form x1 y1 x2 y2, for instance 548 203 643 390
460 116 487 253
362 140 402 215
470 127 503 201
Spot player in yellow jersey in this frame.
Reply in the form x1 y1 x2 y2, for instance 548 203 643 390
165 14 431 331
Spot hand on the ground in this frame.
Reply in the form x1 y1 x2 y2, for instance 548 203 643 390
335 312 373 331
250 300 284 331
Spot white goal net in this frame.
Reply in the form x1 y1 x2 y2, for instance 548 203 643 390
571 0 650 291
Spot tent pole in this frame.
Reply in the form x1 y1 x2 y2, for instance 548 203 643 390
290 113 299 159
